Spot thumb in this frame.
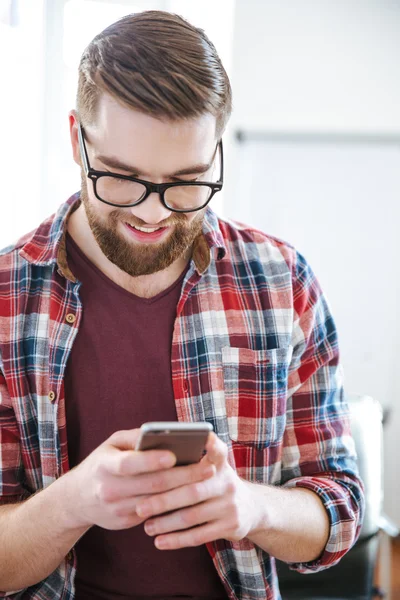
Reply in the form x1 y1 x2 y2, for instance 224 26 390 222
107 429 141 450
204 432 228 467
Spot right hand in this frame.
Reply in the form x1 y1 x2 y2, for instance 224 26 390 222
60 429 215 531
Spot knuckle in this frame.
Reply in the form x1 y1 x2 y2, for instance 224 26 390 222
107 431 120 444
150 473 168 493
225 479 236 495
190 530 203 546
192 464 204 482
112 505 134 523
119 515 135 529
151 498 164 514
111 504 125 519
96 482 112 504
117 455 131 476
228 505 241 531
231 512 241 531
103 487 116 503
181 508 195 527
94 482 102 501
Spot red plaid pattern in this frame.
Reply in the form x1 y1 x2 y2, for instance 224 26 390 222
0 194 364 599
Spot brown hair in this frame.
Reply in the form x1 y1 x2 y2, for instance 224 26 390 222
77 10 232 137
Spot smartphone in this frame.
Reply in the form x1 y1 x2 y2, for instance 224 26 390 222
135 421 213 466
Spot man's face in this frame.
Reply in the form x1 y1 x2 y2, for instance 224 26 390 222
74 95 218 277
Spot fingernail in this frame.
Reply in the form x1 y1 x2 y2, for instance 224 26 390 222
155 537 167 549
145 521 155 535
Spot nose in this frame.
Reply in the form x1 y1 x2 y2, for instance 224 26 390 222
129 191 172 225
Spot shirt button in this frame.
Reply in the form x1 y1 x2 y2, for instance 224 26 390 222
48 390 56 403
183 380 189 393
66 313 76 324
66 551 73 561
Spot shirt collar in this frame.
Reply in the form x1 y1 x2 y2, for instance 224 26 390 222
19 193 226 280
192 206 226 274
19 193 80 281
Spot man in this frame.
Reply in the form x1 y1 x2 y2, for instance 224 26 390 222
0 10 364 600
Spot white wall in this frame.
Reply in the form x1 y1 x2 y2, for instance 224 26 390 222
228 0 400 523
0 0 45 246
230 0 400 134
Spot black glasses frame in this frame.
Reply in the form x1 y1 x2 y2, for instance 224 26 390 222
77 123 224 213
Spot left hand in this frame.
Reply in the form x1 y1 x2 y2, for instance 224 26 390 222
135 432 258 549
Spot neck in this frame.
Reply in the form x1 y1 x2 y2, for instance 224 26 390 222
67 204 190 298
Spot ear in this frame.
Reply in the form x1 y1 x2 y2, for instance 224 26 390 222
69 110 81 166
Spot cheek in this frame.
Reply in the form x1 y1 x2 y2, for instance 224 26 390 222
107 208 127 228
81 175 107 214
185 209 205 227
85 192 118 225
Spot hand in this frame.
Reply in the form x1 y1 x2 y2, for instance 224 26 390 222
135 432 258 549
61 429 216 531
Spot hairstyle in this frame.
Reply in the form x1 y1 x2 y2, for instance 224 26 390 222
76 10 232 137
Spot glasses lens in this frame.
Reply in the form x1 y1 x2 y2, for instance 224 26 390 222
164 185 213 211
96 176 147 205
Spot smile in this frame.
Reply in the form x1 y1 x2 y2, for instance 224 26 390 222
131 225 163 233
124 222 169 242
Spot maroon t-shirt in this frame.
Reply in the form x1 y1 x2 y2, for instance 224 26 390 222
64 234 227 600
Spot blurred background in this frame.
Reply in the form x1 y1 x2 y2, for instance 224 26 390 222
1 0 400 588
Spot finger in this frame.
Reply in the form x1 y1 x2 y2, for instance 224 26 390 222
100 497 150 530
107 429 141 450
136 468 223 519
144 497 226 536
204 432 228 467
121 460 215 498
153 520 226 550
102 460 216 501
106 495 148 518
104 445 176 477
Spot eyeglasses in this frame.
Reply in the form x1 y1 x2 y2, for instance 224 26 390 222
77 123 224 213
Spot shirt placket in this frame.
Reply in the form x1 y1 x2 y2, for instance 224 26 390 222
171 267 202 423
48 278 82 479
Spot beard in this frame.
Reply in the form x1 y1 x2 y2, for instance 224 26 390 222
80 176 205 277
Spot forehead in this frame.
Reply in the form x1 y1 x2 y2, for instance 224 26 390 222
87 94 218 176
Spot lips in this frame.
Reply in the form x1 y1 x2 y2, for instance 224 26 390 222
124 222 169 242
132 225 162 233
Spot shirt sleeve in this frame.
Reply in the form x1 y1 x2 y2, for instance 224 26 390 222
0 362 26 504
280 251 365 573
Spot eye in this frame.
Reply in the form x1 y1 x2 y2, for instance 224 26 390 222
110 176 127 184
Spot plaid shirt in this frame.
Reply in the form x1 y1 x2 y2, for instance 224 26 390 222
0 194 364 600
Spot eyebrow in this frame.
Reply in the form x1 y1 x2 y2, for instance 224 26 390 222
94 153 214 178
